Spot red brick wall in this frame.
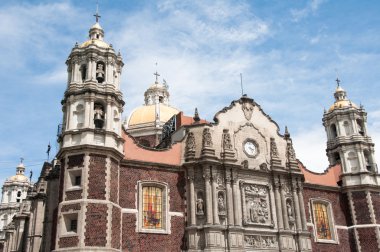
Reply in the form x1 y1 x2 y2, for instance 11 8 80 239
357 227 378 252
65 190 83 201
303 187 352 226
58 236 79 248
303 187 354 251
351 191 371 224
111 206 121 249
88 154 107 200
110 158 119 204
67 154 84 168
61 203 81 212
119 165 186 211
122 214 185 252
84 203 108 247
371 192 380 224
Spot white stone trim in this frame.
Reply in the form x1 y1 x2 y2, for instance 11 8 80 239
169 211 184 217
121 208 138 214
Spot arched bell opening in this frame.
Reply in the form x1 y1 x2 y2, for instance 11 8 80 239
96 61 105 83
94 102 105 129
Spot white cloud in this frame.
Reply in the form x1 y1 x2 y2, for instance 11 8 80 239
292 125 329 172
291 0 327 22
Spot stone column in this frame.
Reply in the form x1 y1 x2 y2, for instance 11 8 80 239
67 99 75 130
70 61 75 83
84 97 91 128
280 178 289 230
86 58 91 81
89 99 95 128
292 179 302 231
203 166 213 224
92 59 97 81
274 177 284 230
226 169 234 226
211 166 220 225
188 167 196 226
297 181 307 231
232 170 241 226
106 100 112 130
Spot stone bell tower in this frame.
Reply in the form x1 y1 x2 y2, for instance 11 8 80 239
54 10 124 251
323 79 380 252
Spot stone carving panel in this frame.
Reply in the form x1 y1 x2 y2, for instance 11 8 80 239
244 235 278 249
242 183 272 226
202 128 213 148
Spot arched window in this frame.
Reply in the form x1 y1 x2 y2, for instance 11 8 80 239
96 61 105 83
138 181 168 233
17 191 21 197
330 124 337 138
312 201 335 241
94 103 105 129
80 64 87 83
356 119 364 136
364 150 373 171
348 151 359 172
74 104 85 128
343 121 351 136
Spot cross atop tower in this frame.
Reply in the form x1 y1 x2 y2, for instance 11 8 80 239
154 71 160 83
335 78 341 87
94 0 101 23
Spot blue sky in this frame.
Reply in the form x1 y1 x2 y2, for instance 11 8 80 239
0 0 380 185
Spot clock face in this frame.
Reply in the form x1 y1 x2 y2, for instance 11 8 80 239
244 140 257 157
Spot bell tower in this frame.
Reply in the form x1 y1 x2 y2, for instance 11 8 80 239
323 79 380 252
54 10 124 251
322 79 378 185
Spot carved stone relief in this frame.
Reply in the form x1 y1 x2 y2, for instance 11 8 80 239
202 128 213 148
270 137 279 159
286 141 296 161
242 184 271 225
222 129 233 150
244 235 278 249
242 102 254 121
186 132 196 153
241 160 248 169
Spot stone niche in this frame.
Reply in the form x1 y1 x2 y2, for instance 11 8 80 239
241 183 273 227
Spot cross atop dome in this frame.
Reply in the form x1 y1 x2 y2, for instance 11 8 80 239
94 0 101 23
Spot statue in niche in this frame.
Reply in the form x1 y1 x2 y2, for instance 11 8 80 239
270 138 279 158
222 129 232 150
196 198 204 215
218 194 226 214
96 62 105 83
242 102 254 120
202 128 213 148
186 132 196 153
287 201 295 222
260 163 269 171
249 201 259 223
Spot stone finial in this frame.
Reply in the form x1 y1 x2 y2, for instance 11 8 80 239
193 108 200 122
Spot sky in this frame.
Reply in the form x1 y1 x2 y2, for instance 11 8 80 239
0 0 380 185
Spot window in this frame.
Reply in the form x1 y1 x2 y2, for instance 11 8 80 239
138 181 168 234
330 124 337 138
74 176 81 186
17 191 21 197
311 200 337 243
70 219 77 232
142 186 163 229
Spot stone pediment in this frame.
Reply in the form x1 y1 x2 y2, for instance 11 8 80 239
183 96 289 169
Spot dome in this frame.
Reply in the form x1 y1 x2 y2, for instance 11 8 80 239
7 174 29 183
328 100 358 112
90 22 103 30
128 104 179 127
80 39 110 48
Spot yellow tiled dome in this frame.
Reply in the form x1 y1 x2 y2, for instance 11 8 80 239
128 104 179 126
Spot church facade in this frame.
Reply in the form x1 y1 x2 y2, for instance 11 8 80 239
1 15 380 252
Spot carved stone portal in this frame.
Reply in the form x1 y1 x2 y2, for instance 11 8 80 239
242 184 271 225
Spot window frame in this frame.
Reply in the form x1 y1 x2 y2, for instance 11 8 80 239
137 181 169 234
310 199 338 244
